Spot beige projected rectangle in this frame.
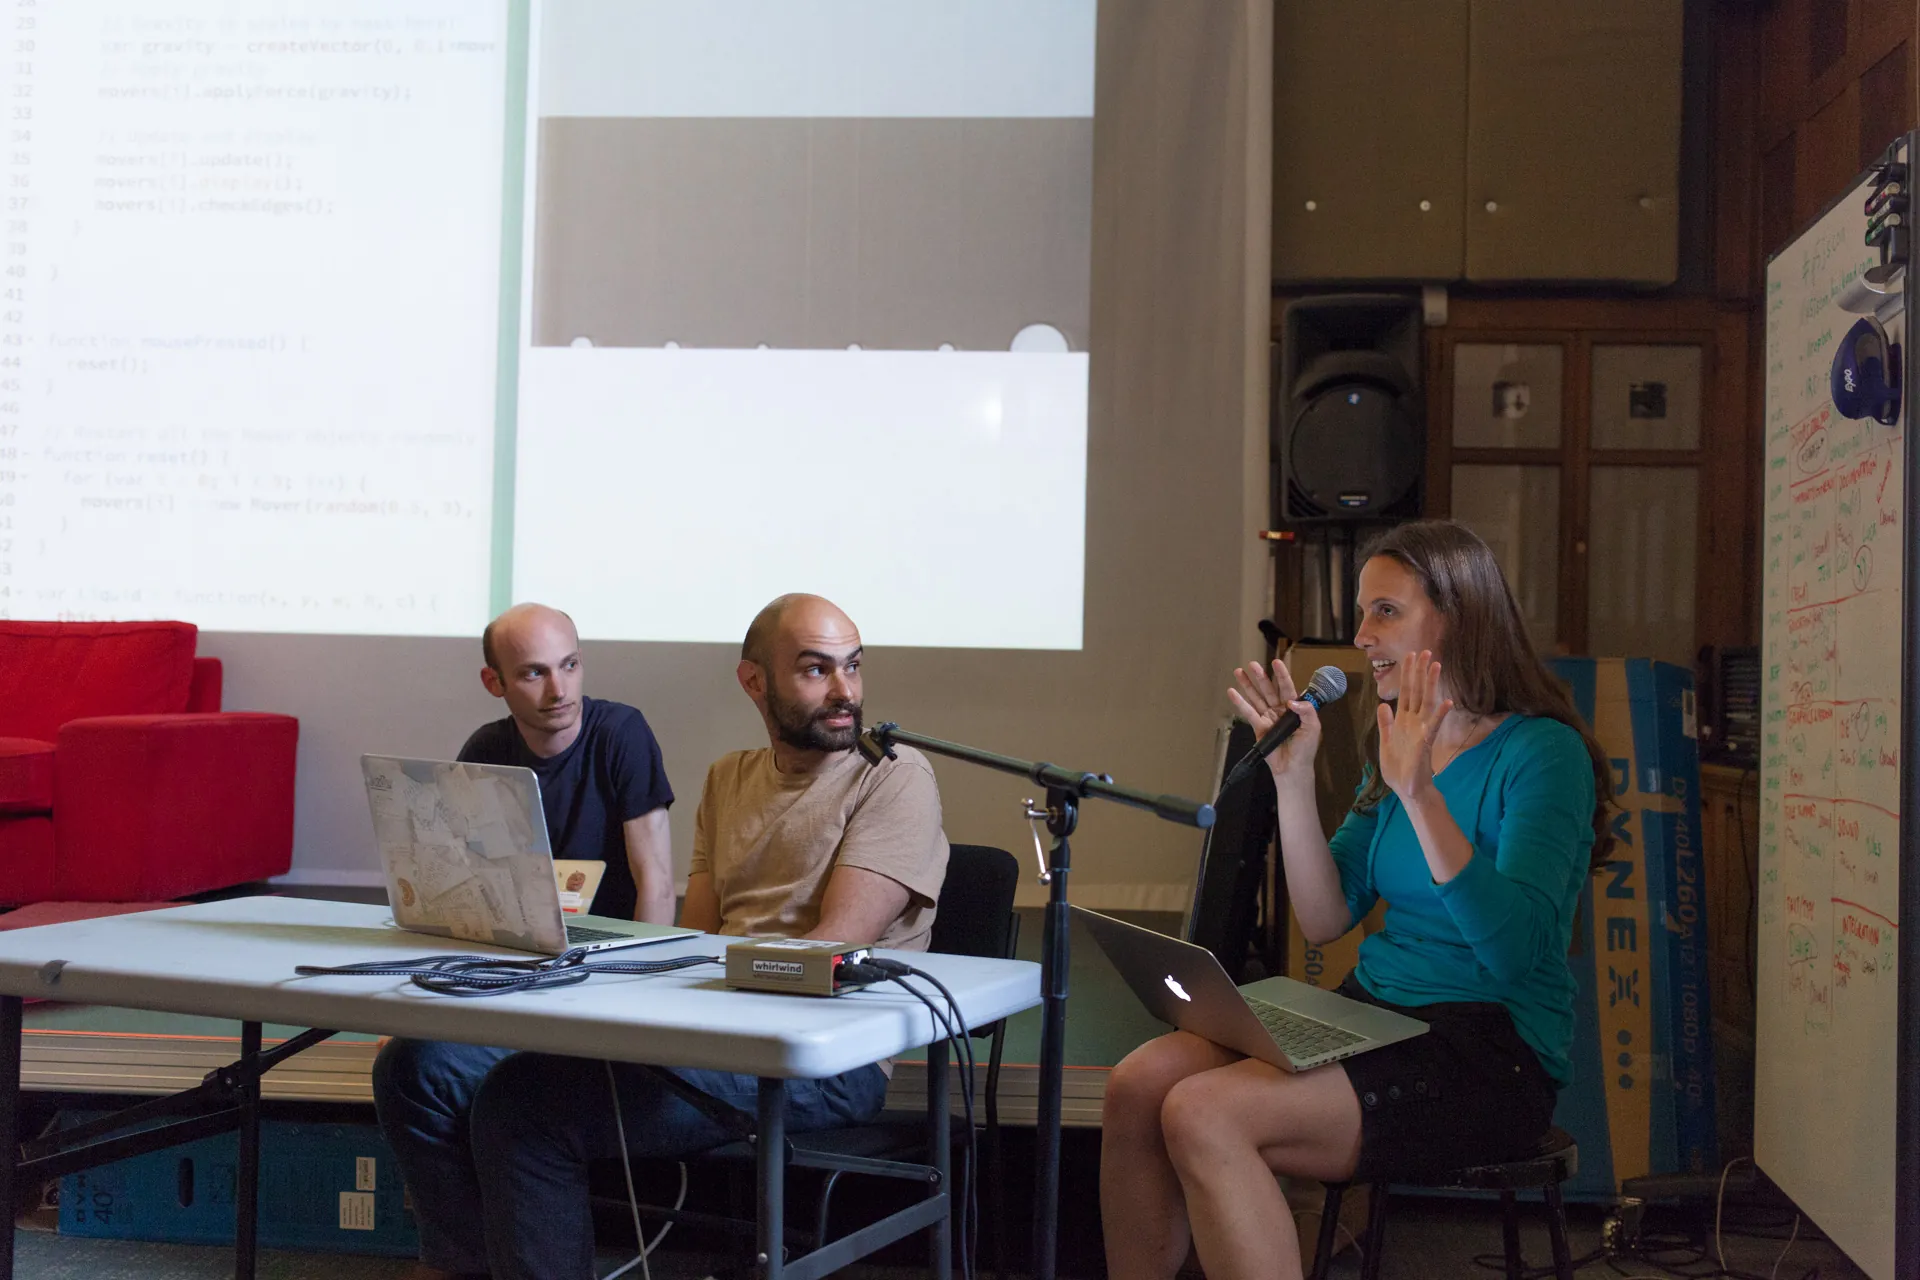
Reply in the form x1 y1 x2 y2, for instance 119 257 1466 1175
531 118 1093 352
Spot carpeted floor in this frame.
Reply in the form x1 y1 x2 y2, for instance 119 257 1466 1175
5 895 1870 1280
14 1195 1870 1280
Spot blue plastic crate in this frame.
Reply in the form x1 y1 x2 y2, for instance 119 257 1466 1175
59 1114 417 1257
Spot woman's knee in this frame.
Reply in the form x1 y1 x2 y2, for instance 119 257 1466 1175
1159 1073 1225 1160
1159 1070 1282 1170
1161 1065 1363 1183
1103 1034 1209 1130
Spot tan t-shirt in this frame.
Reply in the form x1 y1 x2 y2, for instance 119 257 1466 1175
689 744 949 952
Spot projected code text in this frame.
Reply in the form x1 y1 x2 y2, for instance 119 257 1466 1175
0 0 507 635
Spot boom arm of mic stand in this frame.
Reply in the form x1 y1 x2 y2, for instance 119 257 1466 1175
855 721 1211 1280
858 722 1216 831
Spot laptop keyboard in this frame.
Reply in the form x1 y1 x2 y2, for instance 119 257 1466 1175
1246 997 1367 1060
564 924 629 945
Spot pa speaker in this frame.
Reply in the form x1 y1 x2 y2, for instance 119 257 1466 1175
1277 295 1425 524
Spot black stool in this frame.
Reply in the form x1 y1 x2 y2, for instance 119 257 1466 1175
1307 1127 1578 1280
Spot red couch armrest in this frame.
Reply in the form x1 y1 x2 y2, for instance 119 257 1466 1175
53 713 298 901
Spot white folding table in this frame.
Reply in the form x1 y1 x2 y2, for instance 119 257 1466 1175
0 896 1041 1280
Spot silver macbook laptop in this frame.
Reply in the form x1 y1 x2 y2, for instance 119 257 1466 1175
1075 906 1426 1072
361 755 696 956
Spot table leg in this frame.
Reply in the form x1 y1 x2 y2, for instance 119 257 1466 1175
756 1078 786 1280
925 1038 951 1280
0 995 20 1280
234 1021 262 1280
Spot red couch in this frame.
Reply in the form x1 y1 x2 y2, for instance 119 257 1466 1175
0 621 297 904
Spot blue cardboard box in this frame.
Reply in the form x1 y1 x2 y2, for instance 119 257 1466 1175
1549 657 1719 1198
59 1115 417 1257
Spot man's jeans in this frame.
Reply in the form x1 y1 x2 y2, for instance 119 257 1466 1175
371 1038 889 1280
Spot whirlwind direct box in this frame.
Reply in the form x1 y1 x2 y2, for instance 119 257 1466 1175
723 937 880 996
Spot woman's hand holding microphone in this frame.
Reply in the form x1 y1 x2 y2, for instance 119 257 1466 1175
1226 659 1322 793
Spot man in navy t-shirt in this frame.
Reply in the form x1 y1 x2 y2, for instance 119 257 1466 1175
456 603 674 923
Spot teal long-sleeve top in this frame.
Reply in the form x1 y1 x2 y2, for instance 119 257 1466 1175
1328 713 1595 1085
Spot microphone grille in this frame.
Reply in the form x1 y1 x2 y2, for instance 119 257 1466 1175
1306 665 1349 705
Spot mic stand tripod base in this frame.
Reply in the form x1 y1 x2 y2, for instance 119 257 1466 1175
857 720 1212 1280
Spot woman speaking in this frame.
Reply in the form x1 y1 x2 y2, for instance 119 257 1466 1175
1099 520 1613 1280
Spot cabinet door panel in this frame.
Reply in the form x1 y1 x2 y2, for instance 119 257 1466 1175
1272 0 1468 281
1453 342 1563 447
1588 465 1698 664
1451 463 1561 650
1591 344 1703 450
1464 0 1682 283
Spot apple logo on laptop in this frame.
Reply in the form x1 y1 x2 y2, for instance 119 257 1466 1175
1164 975 1191 1002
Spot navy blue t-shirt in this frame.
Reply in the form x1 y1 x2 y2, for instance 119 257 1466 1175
457 696 673 920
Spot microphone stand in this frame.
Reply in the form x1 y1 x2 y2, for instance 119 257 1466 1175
857 722 1215 1280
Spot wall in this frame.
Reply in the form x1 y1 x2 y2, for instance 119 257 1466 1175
1748 0 1918 260
205 0 1277 912
1265 0 1763 661
1710 0 1919 620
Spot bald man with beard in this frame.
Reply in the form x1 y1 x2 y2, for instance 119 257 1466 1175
680 593 948 950
373 595 949 1280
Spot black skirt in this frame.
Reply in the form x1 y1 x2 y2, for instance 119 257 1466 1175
1333 972 1559 1182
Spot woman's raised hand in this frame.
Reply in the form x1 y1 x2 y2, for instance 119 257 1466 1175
1376 650 1453 800
1227 658 1322 787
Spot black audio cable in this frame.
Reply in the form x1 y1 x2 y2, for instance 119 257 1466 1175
294 949 721 997
837 957 982 1280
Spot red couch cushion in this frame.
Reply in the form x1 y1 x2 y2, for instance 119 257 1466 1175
0 817 53 906
0 738 53 814
0 622 198 741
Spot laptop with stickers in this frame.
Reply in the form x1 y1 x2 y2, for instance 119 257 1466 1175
361 755 694 956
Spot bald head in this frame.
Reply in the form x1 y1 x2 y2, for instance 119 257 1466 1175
483 603 578 673
738 595 865 759
741 593 855 668
478 603 586 751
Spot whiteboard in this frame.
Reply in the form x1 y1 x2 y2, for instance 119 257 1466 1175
1757 149 1909 1280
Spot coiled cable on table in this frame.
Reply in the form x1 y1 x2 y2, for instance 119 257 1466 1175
294 949 721 996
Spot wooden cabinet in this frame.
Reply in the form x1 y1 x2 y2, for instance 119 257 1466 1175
1700 761 1760 1157
1422 297 1755 662
1273 0 1682 284
1271 0 1468 281
1700 763 1759 1036
1463 0 1683 282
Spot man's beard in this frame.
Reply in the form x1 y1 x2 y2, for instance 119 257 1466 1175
766 687 863 752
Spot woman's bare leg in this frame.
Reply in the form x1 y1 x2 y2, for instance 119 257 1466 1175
1160 1059 1364 1280
1099 1032 1243 1280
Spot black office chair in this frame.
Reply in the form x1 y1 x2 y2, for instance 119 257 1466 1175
626 844 1022 1278
780 843 1020 1277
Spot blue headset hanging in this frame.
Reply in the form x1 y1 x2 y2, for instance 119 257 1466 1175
1833 153 1909 426
1831 314 1903 425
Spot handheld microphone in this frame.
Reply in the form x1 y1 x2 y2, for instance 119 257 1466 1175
1218 665 1349 793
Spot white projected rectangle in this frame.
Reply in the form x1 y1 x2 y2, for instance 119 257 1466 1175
3 1 507 634
0 0 1096 648
535 0 1097 118
513 349 1088 649
514 0 1093 648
